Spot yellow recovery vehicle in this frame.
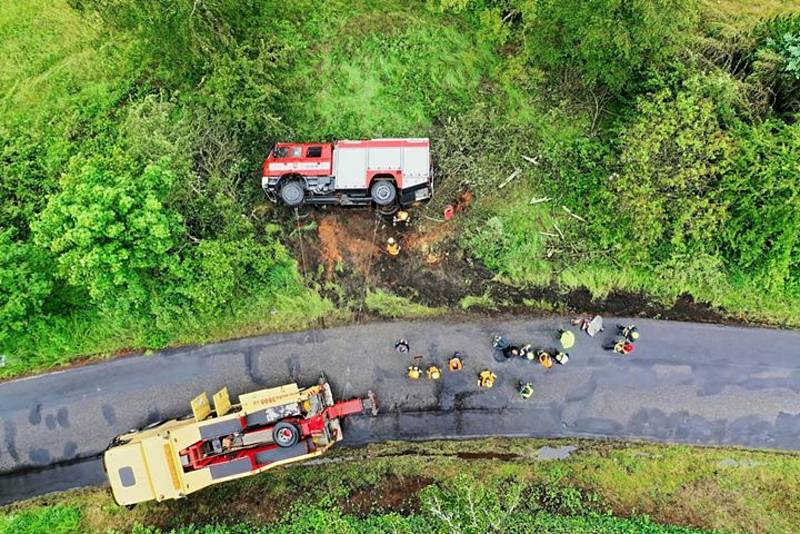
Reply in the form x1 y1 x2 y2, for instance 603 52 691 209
103 375 377 506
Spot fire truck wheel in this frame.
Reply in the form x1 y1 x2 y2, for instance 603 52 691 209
371 180 397 206
273 421 300 448
280 180 305 207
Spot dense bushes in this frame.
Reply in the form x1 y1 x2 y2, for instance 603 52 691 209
2 0 800 374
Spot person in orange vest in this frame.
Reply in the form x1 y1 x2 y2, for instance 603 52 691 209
448 352 464 371
536 349 554 370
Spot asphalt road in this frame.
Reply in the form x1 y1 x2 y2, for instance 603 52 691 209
2 317 800 504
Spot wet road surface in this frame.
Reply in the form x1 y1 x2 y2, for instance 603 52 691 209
1 317 799 504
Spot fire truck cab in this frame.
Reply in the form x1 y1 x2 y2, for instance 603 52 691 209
104 376 377 506
261 138 433 211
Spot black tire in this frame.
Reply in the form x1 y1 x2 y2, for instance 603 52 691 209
280 180 305 207
371 180 397 206
273 421 300 448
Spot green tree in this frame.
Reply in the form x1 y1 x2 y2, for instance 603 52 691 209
720 120 800 294
519 0 698 95
611 75 734 262
33 162 184 311
0 231 54 345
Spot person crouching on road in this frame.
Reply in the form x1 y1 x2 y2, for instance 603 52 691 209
536 349 554 370
493 335 521 358
518 381 535 400
478 369 497 388
608 339 635 356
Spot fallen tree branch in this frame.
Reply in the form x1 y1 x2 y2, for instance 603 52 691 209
498 169 520 189
561 205 588 223
553 222 565 240
529 196 551 205
522 155 539 165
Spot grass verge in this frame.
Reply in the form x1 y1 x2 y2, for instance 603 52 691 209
3 438 799 533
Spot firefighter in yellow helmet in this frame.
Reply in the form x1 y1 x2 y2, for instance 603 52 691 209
392 210 410 227
386 237 401 256
478 369 497 388
407 366 421 380
427 365 442 380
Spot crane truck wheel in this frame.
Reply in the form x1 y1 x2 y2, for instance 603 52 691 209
273 421 300 448
370 179 397 206
279 179 305 207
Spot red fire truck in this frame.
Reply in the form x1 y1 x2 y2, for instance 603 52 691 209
261 138 433 211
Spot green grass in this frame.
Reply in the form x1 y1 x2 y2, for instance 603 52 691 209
365 289 445 319
458 293 496 310
0 0 133 126
0 504 80 534
0 288 336 379
288 0 498 140
5 438 800 533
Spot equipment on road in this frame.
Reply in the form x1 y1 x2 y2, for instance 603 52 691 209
261 139 433 211
478 369 497 388
104 375 377 506
386 237 401 256
395 339 410 353
573 315 603 337
518 381 535 400
618 324 640 342
554 351 570 365
448 353 464 371
427 365 442 380
407 366 422 380
559 329 575 349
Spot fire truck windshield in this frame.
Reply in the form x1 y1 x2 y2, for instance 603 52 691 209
272 146 289 158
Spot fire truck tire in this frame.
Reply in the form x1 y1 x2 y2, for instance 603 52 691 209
280 180 305 207
273 421 300 448
371 180 397 206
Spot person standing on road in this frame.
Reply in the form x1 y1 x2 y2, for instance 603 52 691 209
395 339 410 353
554 351 570 365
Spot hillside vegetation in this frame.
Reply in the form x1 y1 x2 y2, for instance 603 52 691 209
2 0 800 376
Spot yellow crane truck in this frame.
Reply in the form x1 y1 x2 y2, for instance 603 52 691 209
103 375 377 506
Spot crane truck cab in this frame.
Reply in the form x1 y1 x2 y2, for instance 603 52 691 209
261 138 433 212
104 376 377 506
